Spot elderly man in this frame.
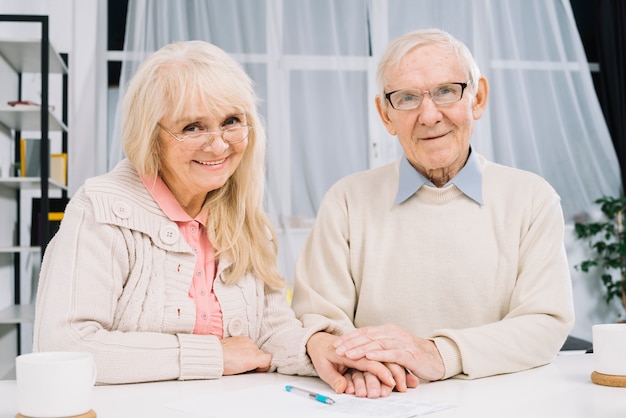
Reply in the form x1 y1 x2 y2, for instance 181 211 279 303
296 28 574 398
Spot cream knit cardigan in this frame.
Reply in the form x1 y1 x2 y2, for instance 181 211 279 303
33 159 334 384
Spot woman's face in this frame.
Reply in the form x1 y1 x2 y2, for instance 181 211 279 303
157 98 249 215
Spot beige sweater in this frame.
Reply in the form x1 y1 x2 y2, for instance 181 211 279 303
34 160 334 384
292 154 575 380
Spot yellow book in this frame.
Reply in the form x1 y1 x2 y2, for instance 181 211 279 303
48 212 64 221
50 153 67 185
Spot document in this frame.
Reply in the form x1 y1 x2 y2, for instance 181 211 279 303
166 383 454 418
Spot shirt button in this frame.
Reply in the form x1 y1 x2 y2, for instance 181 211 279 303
159 225 180 245
112 201 131 219
201 312 208 320
228 318 244 336
199 289 207 296
196 270 203 277
190 226 197 233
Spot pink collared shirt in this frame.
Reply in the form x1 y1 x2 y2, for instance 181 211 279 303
141 175 223 337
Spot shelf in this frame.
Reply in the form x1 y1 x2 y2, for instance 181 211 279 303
0 16 68 357
0 246 40 254
0 177 66 191
0 106 67 131
0 38 67 74
0 304 35 324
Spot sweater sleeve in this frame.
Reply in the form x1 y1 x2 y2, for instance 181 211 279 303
291 184 359 334
256 282 344 376
432 180 575 379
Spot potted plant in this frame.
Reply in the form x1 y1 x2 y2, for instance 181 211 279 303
574 195 626 318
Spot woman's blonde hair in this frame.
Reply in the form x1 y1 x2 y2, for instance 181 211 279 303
122 40 284 288
377 28 481 111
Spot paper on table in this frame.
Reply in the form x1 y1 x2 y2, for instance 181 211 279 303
165 383 454 418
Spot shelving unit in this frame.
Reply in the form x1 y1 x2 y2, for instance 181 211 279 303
0 103 67 131
0 15 69 356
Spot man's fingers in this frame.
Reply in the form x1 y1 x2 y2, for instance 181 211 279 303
386 362 408 392
351 358 396 388
405 371 420 388
363 372 382 398
344 371 356 394
335 325 409 357
350 370 367 397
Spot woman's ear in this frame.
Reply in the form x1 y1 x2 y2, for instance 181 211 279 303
375 95 397 136
472 76 489 120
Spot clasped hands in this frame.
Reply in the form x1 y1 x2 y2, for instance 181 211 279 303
219 324 445 399
308 324 445 398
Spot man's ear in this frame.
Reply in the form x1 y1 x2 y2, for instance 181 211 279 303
472 76 489 120
375 95 397 136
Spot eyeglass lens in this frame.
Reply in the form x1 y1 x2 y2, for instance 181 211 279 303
184 126 249 145
387 83 466 110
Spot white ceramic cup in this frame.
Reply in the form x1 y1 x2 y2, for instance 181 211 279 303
16 351 97 418
592 323 626 376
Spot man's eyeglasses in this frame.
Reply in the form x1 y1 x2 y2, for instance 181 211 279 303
385 82 468 110
159 122 251 149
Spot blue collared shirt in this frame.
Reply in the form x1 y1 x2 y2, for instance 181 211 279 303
395 148 484 205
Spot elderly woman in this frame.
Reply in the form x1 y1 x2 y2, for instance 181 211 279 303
33 41 394 392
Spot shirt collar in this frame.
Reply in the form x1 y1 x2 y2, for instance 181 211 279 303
395 148 483 205
141 174 201 223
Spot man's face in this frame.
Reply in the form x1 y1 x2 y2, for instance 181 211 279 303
376 44 488 182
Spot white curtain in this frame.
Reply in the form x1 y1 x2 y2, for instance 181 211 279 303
109 0 621 274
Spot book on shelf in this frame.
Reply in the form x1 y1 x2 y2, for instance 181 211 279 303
20 138 41 178
31 197 69 246
50 153 67 185
7 100 55 111
8 100 40 106
19 139 66 185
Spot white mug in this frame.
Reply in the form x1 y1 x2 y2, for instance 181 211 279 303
592 323 626 376
16 351 97 417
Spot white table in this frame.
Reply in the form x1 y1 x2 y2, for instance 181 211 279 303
0 353 623 418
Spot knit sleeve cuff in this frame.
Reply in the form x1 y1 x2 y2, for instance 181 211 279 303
177 333 223 380
269 322 344 377
432 336 463 379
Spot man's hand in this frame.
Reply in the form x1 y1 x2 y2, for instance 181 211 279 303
344 362 419 398
220 336 272 375
306 332 398 396
334 324 445 381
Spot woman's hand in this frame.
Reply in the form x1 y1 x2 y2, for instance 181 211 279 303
306 332 396 395
220 336 272 375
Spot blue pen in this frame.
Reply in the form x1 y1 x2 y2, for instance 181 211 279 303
285 385 336 405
